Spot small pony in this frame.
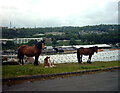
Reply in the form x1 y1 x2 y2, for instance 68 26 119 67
44 57 51 67
77 46 98 63
17 40 45 65
43 56 55 68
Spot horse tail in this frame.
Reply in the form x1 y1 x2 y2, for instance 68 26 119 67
77 48 80 63
17 51 21 58
17 49 22 59
17 45 26 58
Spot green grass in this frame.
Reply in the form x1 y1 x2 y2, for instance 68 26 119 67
2 61 119 78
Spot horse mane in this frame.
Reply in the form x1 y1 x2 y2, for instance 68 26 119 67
79 47 84 49
89 47 95 49
35 42 42 50
35 40 45 50
89 46 98 51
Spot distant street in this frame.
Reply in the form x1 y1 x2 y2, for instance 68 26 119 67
3 70 119 91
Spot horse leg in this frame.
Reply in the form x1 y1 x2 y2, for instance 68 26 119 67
18 52 22 64
77 54 81 63
77 49 81 63
80 55 82 63
34 56 39 66
87 55 92 63
18 57 22 65
78 55 82 64
21 55 24 65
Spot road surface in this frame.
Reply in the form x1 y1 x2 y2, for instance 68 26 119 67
2 70 119 91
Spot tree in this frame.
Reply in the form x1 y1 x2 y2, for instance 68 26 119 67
27 40 38 46
69 38 76 45
6 41 15 49
52 38 57 45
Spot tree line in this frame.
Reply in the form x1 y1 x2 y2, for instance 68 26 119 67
2 24 119 49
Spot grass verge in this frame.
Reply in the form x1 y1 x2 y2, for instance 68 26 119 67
2 61 119 78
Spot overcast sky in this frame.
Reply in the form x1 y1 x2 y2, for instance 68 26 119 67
0 0 119 28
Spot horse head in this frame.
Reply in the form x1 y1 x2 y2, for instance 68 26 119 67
45 56 50 60
41 39 45 49
94 46 98 53
36 40 45 50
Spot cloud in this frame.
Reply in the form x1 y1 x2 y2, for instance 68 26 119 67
0 0 118 27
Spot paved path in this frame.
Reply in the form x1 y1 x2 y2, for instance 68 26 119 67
2 70 119 91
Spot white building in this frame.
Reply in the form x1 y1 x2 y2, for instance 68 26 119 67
0 39 14 44
60 44 112 49
74 44 112 49
14 38 43 44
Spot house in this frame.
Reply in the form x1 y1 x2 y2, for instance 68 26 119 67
45 32 65 35
14 38 43 44
0 39 14 44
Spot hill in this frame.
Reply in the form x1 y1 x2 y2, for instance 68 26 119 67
2 24 119 46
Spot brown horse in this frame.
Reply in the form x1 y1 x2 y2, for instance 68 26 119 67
17 40 45 65
77 46 98 63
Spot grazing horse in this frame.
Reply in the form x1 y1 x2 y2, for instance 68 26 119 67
17 40 45 65
77 46 98 63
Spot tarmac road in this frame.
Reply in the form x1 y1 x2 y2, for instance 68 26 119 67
2 70 119 91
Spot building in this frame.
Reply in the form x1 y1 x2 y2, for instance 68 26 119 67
33 33 45 36
73 44 112 49
45 32 65 35
44 38 52 42
0 39 14 44
14 38 43 44
0 38 43 44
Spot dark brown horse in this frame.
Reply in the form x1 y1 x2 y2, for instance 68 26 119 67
77 46 98 63
17 40 45 65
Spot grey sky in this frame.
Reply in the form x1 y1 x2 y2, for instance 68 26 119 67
0 0 119 28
